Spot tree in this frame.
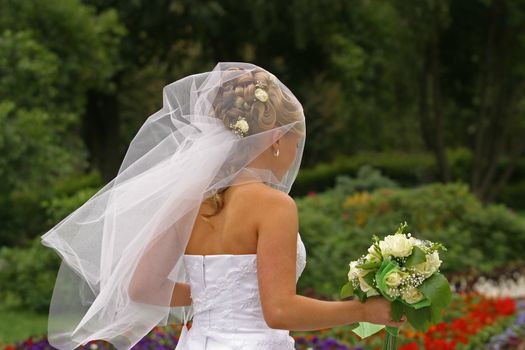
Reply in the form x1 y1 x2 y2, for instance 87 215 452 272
392 0 525 204
0 0 124 244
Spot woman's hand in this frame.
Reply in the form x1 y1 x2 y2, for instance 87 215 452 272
361 296 407 327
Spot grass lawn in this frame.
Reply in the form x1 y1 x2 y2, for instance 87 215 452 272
0 303 48 346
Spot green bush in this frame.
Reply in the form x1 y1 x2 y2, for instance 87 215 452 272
497 179 525 210
0 171 101 247
0 171 102 246
0 189 48 247
0 237 60 313
41 186 100 225
292 147 525 210
296 171 525 298
0 174 101 313
292 150 435 196
332 164 400 196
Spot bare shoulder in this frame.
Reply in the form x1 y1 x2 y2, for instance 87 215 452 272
238 182 298 231
254 183 298 244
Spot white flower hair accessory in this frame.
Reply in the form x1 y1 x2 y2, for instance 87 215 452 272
267 73 278 87
229 115 250 138
254 74 277 103
254 81 269 102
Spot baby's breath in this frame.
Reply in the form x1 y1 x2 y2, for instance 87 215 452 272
351 277 359 289
400 270 426 288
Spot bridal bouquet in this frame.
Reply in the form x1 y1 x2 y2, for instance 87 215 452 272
340 222 452 350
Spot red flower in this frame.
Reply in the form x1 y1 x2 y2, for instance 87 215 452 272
494 297 516 315
399 342 419 350
451 317 468 332
424 338 456 350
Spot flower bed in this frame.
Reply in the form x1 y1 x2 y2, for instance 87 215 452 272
4 294 524 350
3 325 183 350
485 301 525 350
292 293 525 350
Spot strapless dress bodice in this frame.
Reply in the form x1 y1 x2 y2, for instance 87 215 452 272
174 232 307 350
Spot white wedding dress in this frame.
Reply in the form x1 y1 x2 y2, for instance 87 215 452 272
174 232 307 350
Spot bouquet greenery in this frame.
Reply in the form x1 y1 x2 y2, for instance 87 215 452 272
340 222 452 350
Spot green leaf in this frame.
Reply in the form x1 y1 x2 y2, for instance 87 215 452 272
340 281 354 299
430 303 444 323
404 304 431 332
354 287 368 302
394 221 408 235
409 297 432 309
391 299 404 322
405 246 427 268
398 294 432 309
418 273 452 308
363 271 376 288
351 322 385 339
356 261 381 270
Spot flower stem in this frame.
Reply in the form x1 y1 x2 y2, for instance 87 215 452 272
382 326 399 350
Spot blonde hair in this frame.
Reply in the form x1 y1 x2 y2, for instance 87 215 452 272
200 67 304 224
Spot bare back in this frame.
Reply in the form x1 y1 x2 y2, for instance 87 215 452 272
184 182 274 255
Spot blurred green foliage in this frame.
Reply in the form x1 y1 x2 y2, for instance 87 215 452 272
292 147 525 209
0 172 101 312
296 167 525 298
0 238 60 313
0 171 102 246
1 0 525 246
0 0 123 245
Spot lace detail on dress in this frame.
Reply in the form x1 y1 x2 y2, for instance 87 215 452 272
178 232 307 350
233 334 296 350
190 261 255 319
236 261 259 311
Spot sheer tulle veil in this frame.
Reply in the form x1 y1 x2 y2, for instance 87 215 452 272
40 62 306 350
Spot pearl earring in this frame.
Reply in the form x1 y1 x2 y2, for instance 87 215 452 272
273 149 279 157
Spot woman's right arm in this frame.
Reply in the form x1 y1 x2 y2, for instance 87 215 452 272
255 190 405 331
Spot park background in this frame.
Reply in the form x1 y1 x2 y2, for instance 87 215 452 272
1 0 525 349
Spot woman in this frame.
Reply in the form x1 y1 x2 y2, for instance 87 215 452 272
41 62 405 350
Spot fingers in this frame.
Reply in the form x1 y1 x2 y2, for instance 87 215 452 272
388 315 407 328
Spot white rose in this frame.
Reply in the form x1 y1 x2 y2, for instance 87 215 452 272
349 261 377 293
379 234 416 258
402 286 425 304
413 251 442 278
385 270 406 288
348 261 379 296
366 244 382 262
348 261 358 281
358 273 375 293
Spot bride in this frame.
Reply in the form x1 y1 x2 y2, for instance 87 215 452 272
40 62 405 350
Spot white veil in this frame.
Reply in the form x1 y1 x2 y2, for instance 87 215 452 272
40 62 306 350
